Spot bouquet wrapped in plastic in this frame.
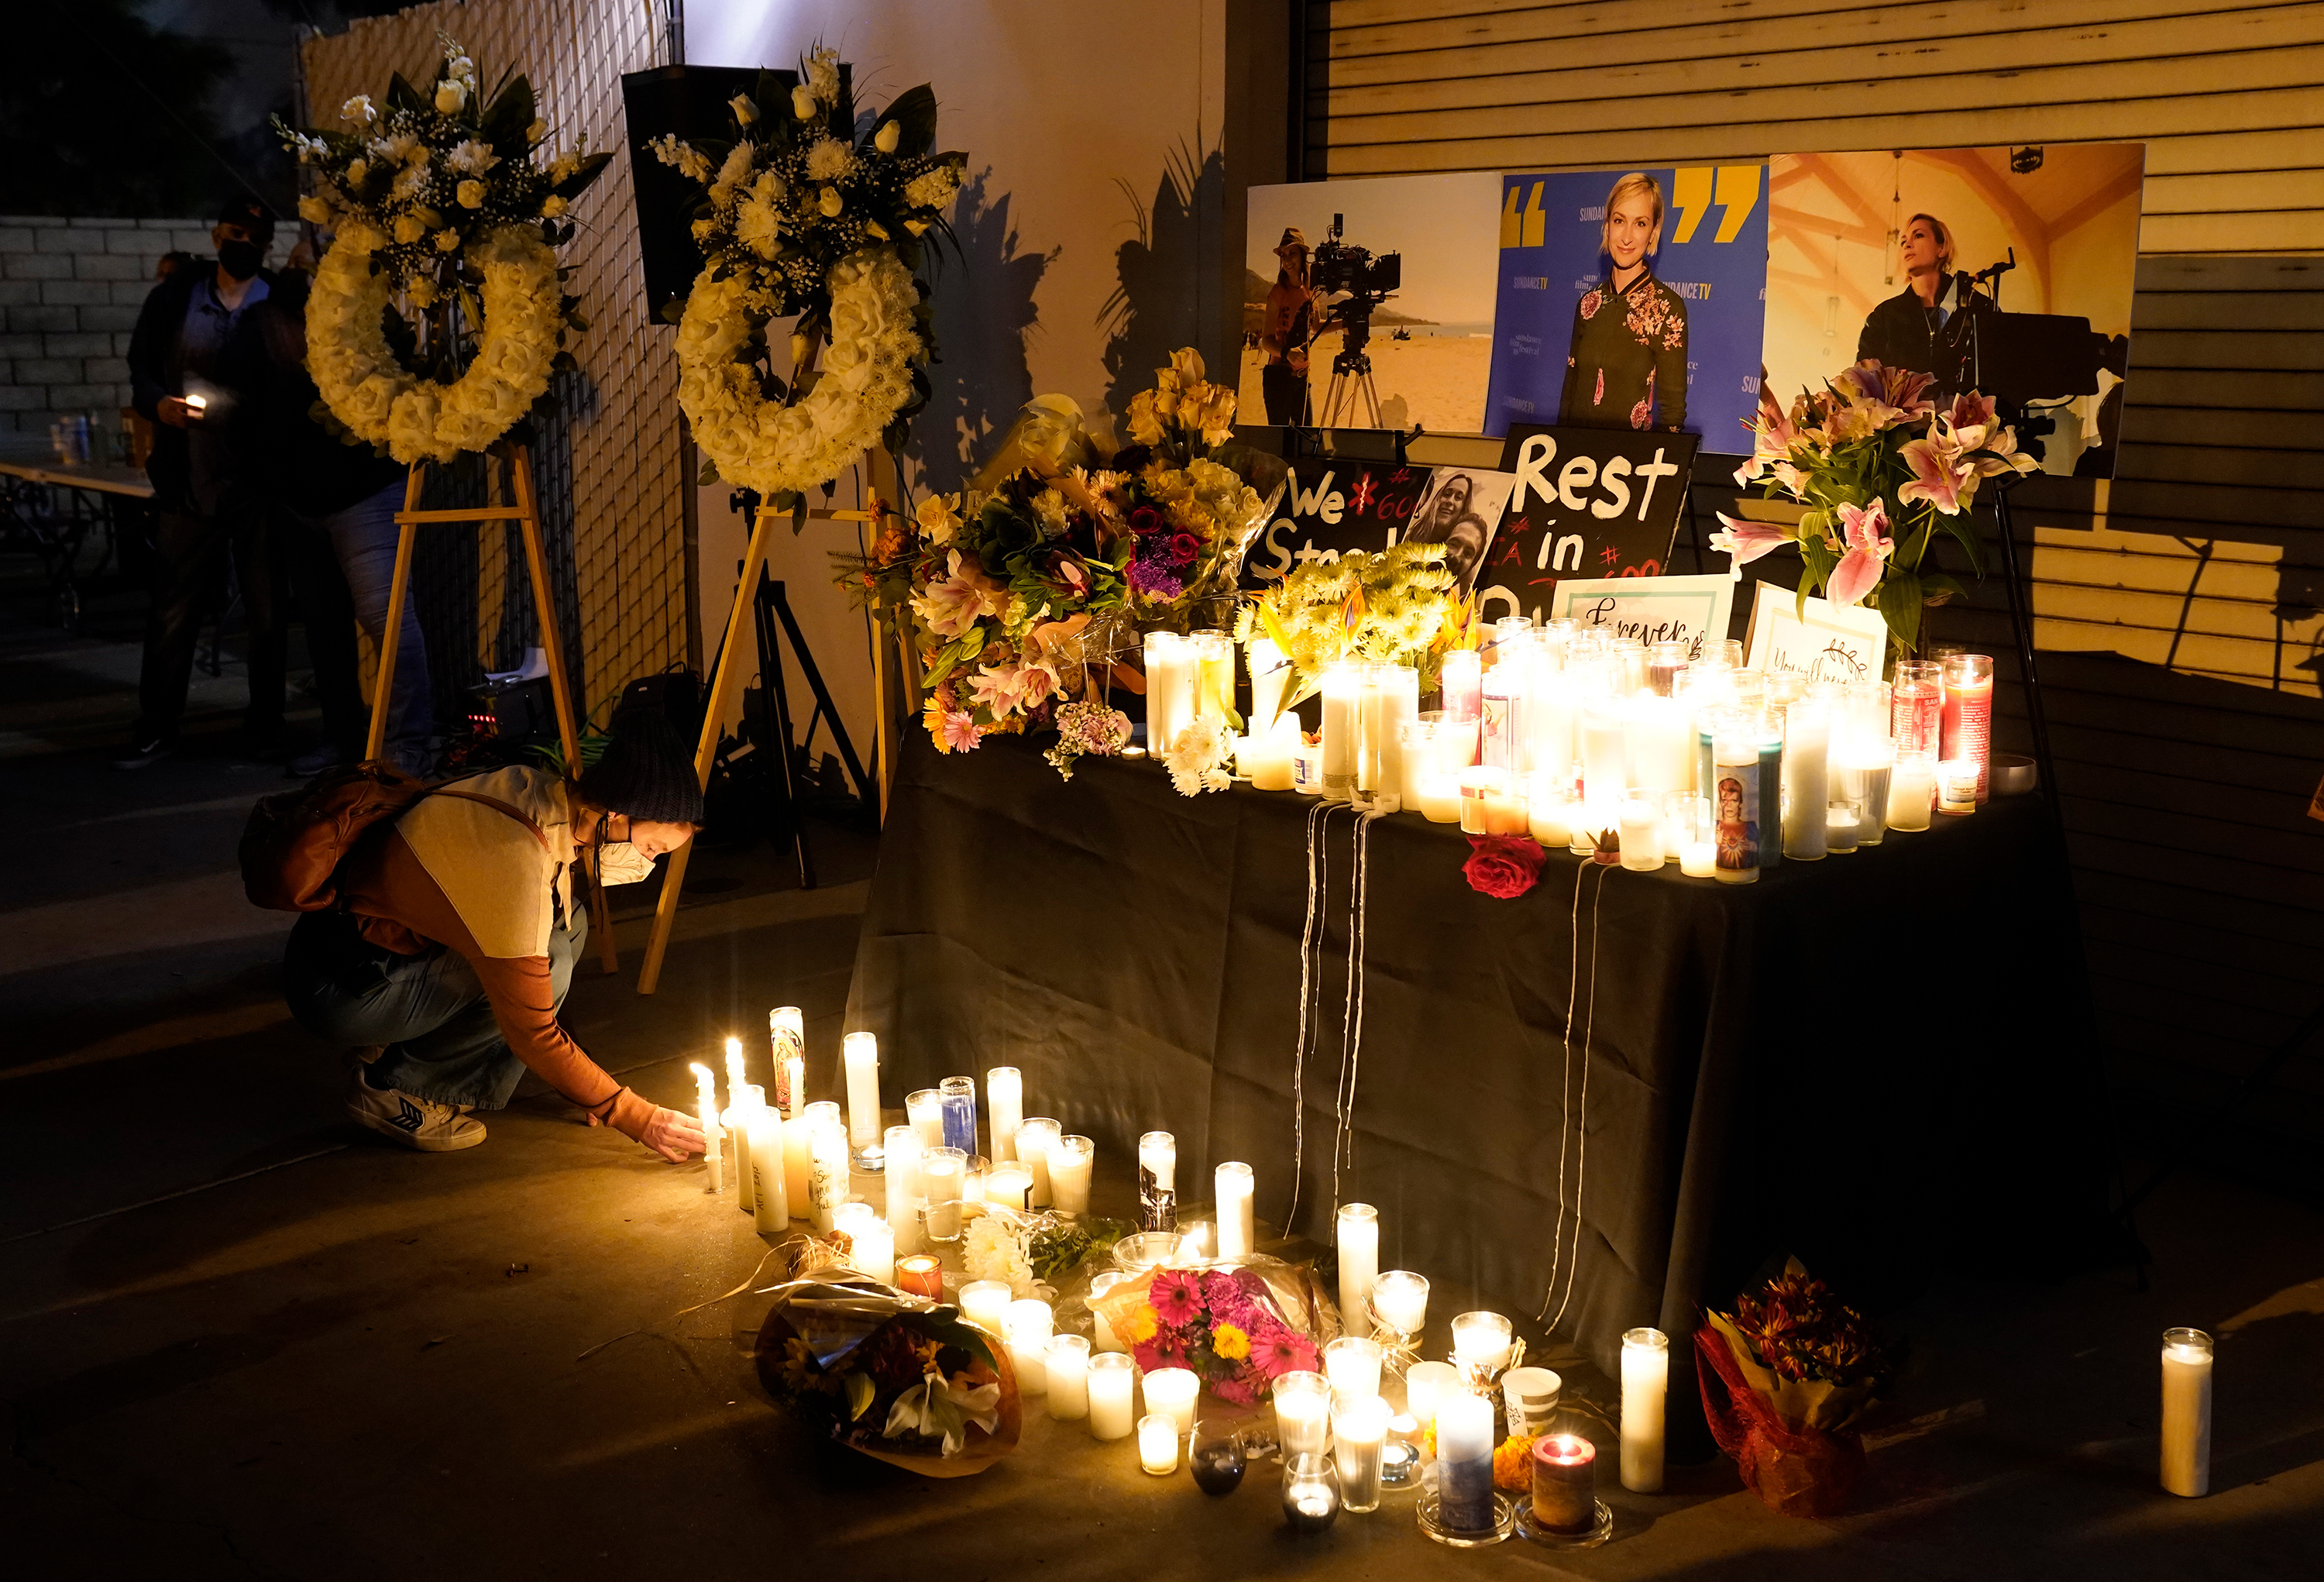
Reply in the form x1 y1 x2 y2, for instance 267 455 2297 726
753 1274 1020 1477
1088 1258 1334 1406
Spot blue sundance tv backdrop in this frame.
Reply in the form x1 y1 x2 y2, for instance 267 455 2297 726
1484 164 1769 456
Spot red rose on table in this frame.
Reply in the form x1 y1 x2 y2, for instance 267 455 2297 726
1463 834 1547 899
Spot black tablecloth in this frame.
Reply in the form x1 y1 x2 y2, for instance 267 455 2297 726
847 732 2109 1388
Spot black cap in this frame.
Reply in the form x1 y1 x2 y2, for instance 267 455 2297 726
218 195 277 240
577 704 704 825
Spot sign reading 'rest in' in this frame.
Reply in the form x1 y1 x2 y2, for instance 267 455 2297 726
1473 424 1700 623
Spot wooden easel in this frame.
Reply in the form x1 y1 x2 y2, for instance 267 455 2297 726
367 441 619 974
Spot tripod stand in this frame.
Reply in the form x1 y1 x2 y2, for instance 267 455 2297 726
1316 331 1384 428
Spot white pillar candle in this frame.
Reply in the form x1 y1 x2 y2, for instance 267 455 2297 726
1336 1202 1379 1339
1195 631 1236 727
1580 699 1629 808
807 1109 848 1233
1618 793 1666 872
1087 1270 1127 1352
1402 1360 1459 1437
1088 1353 1136 1440
1045 1334 1090 1420
1142 1367 1200 1436
985 1066 1023 1161
1626 696 1693 793
1439 648 1482 765
906 1088 945 1150
1138 1130 1177 1232
1333 1395 1393 1514
1320 661 1361 802
1016 1117 1061 1208
1323 1336 1383 1406
1621 1326 1669 1492
883 1124 923 1253
841 1031 882 1161
782 1094 813 1210
920 1146 965 1243
1143 631 1195 755
1239 714 1298 790
1371 1271 1428 1336
689 1063 723 1192
2161 1327 2213 1497
1435 1393 1497 1532
1003 1298 1053 1395
1416 771 1462 824
727 1099 756 1214
957 1280 1012 1333
1375 664 1419 799
1050 1134 1095 1217
985 1162 1033 1212
1451 1310 1514 1373
1138 1414 1180 1474
768 1006 804 1118
1531 679 1575 791
1272 1370 1332 1459
1215 1161 1255 1260
1782 700 1831 861
848 1218 895 1285
746 1106 788 1233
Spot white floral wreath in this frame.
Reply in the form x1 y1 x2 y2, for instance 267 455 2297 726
307 218 566 466
674 248 921 498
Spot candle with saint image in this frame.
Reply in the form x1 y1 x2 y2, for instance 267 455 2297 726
1046 1333 1090 1420
906 1087 944 1149
1621 1326 1669 1491
1016 1116 1061 1207
1435 1393 1497 1532
767 1006 803 1117
1003 1299 1053 1394
1215 1161 1255 1259
2161 1327 2213 1497
745 1104 787 1233
689 1063 723 1192
985 1066 1022 1161
1138 1130 1177 1232
806 1108 847 1233
1049 1134 1095 1216
1371 1271 1428 1336
1336 1202 1379 1339
883 1124 923 1253
1087 1352 1136 1440
841 1032 882 1161
1941 653 1995 801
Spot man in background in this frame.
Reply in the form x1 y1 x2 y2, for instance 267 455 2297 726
116 196 286 769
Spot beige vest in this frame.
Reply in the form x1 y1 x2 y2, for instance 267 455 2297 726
396 766 578 959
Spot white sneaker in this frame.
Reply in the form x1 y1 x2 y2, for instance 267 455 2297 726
346 1071 487 1152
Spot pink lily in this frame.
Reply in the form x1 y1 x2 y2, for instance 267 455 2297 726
1944 390 1998 434
1825 498 1895 607
1710 512 1794 568
1834 359 1937 421
1898 434 1975 514
1732 385 1800 484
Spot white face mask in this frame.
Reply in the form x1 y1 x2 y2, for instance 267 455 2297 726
595 815 658 886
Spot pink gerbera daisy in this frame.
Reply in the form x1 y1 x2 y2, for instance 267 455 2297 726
1150 1269 1204 1329
1253 1326 1319 1377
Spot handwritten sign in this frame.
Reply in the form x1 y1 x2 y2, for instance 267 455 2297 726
1242 462 1514 596
1742 580 1889 683
1548 573 1734 655
1474 424 1699 621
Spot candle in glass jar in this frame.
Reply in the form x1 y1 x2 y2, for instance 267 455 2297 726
1941 653 1995 801
1531 1432 1597 1533
1003 1299 1053 1394
2161 1327 2213 1497
883 1125 923 1252
1215 1161 1255 1259
1046 1333 1090 1420
985 1161 1033 1212
1320 662 1362 802
920 1146 965 1243
768 1006 804 1117
1889 750 1935 831
1371 1271 1428 1336
841 1032 883 1164
1938 758 1981 814
1402 1360 1459 1437
1138 1414 1180 1474
906 1087 944 1150
985 1066 1022 1161
1439 648 1483 766
1621 1326 1669 1491
1239 715 1298 790
1618 791 1665 872
1194 631 1235 725
957 1280 1012 1333
1247 635 1291 735
847 1218 895 1285
1416 770 1462 824
807 1110 847 1233
1436 1393 1497 1532
1272 1370 1332 1458
724 1040 751 1203
1088 1352 1136 1440
1336 1202 1379 1339
1782 699 1831 861
782 1092 815 1209
1050 1134 1095 1216
1087 1270 1127 1352
894 1254 943 1299
746 1105 787 1233
1373 664 1419 800
1451 1311 1514 1373
689 1063 723 1192
1333 1395 1392 1514
1138 1130 1177 1232
1016 1117 1060 1207
1323 1336 1383 1406
1143 1367 1200 1436
1143 632 1195 757
1891 659 1943 758
937 1075 978 1156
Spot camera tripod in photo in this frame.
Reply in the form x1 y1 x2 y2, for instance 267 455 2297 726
1310 212 1401 428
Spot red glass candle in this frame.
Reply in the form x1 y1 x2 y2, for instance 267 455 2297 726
1530 1432 1597 1533
1940 654 1994 803
895 1255 944 1301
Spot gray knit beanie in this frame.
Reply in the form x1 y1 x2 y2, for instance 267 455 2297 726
577 704 704 824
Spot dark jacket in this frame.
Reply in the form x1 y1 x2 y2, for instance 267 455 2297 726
127 262 280 511
222 272 406 517
1558 267 1688 433
1856 273 1996 393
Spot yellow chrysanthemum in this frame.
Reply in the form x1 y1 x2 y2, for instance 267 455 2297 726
1213 1322 1250 1360
1494 1432 1539 1491
1123 1305 1160 1344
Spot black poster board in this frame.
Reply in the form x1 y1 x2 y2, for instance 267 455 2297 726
1241 460 1517 595
1473 424 1700 621
620 64 789 322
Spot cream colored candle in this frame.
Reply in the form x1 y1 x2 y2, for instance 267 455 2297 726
848 1218 895 1285
1402 1360 1459 1437
1088 1353 1136 1440
1143 1367 1200 1435
1782 701 1831 860
1371 1271 1428 1336
883 1124 923 1254
1138 1413 1180 1474
1336 1202 1379 1339
1680 839 1717 877
1194 631 1235 725
1417 771 1462 824
1528 782 1573 846
1889 751 1935 832
1321 662 1362 802
1016 1117 1061 1208
906 1087 945 1150
1618 793 1665 872
689 1062 723 1192
1333 1395 1392 1514
1247 635 1291 735
1451 1311 1514 1372
746 1105 787 1233
1143 632 1195 755
2161 1327 2213 1497
1241 714 1298 790
1050 1134 1095 1216
985 1066 1022 1161
1272 1370 1332 1458
1003 1299 1053 1395
1215 1161 1255 1260
1324 1336 1382 1406
1045 1334 1090 1420
782 1093 813 1209
807 1109 847 1233
985 1162 1033 1212
1621 1326 1669 1491
1087 1270 1127 1352
957 1280 1012 1333
841 1031 882 1160
920 1146 965 1243
723 1038 751 1205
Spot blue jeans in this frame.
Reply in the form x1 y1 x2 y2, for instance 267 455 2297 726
282 906 586 1110
291 481 432 774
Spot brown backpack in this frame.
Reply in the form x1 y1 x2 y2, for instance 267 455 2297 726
239 763 549 912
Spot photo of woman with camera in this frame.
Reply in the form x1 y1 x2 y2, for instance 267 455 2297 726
1558 172 1690 433
1856 212 1996 396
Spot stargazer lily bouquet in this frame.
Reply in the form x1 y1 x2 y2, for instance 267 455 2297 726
1714 359 2039 652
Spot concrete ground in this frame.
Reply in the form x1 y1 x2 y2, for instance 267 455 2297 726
2 555 2320 1580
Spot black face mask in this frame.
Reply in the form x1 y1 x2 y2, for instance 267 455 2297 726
217 239 264 281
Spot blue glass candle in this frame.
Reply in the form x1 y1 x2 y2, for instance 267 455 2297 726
938 1075 978 1156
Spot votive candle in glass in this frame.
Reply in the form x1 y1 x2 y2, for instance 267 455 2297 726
921 1146 966 1243
1941 653 1995 801
1240 714 1299 791
1015 1116 1061 1208
1138 1413 1180 1475
1272 1370 1332 1459
1143 631 1195 756
1782 697 1831 861
906 1087 944 1150
937 1075 978 1155
1194 631 1236 726
962 1154 988 1204
1087 1270 1128 1352
1938 757 1980 815
1282 1452 1341 1533
1323 1336 1384 1407
1621 1326 1669 1491
1003 1298 1053 1394
1138 1130 1177 1232
841 1032 884 1168
985 1161 1033 1212
1247 635 1291 737
782 1091 814 1209
847 1218 894 1285
1618 789 1665 872
957 1280 1012 1333
1439 648 1483 766
1451 1310 1515 1374
1435 1392 1497 1533
1531 1432 1597 1533
1403 1360 1459 1438
768 1006 804 1118
1320 661 1363 803
1333 1395 1392 1514
1088 1353 1136 1439
1143 1366 1200 1436
1046 1333 1090 1421
985 1065 1023 1161
1050 1134 1095 1217
1416 767 1463 824
1215 1161 1255 1260
2161 1327 2213 1497
1371 1271 1428 1338
894 1254 943 1300
1889 749 1936 831
1336 1202 1379 1339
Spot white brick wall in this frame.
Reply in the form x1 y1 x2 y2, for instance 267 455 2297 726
0 215 215 437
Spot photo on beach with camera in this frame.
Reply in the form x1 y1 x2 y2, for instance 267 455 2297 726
1242 173 1501 434
1762 144 2144 479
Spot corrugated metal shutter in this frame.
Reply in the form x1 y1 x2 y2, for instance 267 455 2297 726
1315 1 2324 1182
